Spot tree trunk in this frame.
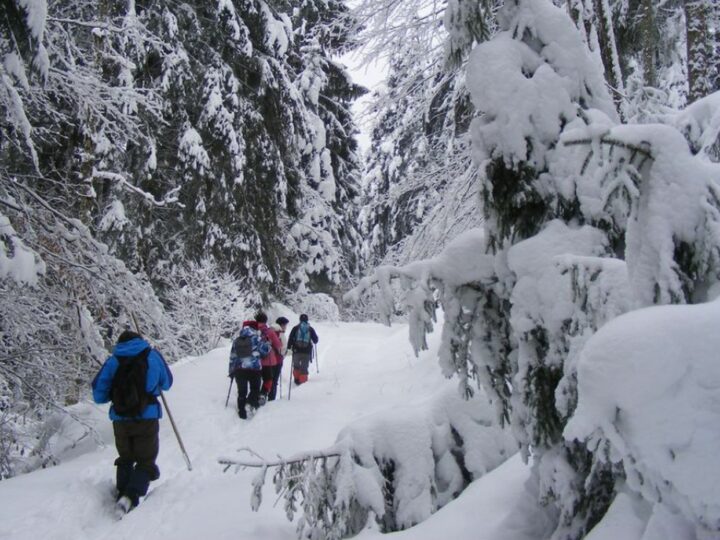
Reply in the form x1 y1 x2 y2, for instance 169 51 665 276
592 0 625 118
638 0 657 88
684 0 711 103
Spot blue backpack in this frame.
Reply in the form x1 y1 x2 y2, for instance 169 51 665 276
295 322 312 351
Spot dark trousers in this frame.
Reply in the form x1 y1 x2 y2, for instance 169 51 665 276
235 369 261 410
268 363 282 400
293 351 311 384
113 419 160 505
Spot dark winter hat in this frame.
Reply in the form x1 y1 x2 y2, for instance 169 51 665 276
276 317 289 326
299 314 309 322
117 330 142 343
255 312 268 323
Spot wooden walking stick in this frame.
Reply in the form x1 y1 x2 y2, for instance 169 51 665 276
131 312 193 471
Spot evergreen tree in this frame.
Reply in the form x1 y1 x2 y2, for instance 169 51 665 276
684 0 715 103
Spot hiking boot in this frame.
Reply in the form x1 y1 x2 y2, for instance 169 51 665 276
258 393 267 406
245 404 256 419
115 495 134 517
238 407 247 419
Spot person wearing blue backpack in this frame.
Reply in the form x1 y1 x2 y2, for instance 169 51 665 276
287 314 319 385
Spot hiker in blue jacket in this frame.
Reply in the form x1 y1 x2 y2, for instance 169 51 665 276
287 314 319 385
92 330 173 514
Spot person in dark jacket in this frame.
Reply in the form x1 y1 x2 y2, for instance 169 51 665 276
229 320 270 418
286 314 319 385
92 330 173 514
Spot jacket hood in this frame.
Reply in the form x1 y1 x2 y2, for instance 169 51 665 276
113 337 150 357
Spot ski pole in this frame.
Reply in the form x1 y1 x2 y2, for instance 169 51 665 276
288 355 293 401
225 377 233 407
314 346 319 374
131 312 193 471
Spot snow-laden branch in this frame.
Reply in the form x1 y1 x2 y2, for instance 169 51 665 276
218 446 342 471
219 389 515 539
46 17 125 33
92 170 183 208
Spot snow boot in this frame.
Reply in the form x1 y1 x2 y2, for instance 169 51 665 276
114 495 135 519
245 403 257 419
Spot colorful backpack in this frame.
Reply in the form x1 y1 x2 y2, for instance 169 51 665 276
229 326 270 373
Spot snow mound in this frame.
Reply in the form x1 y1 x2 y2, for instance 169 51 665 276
566 298 720 533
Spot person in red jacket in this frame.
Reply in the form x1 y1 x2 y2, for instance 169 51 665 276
269 317 289 400
255 312 284 404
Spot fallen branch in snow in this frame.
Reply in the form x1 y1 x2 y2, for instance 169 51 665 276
218 446 342 472
218 389 517 539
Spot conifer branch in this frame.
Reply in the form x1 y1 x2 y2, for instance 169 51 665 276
218 447 342 472
563 136 654 161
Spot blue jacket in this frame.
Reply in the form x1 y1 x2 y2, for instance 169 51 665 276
92 337 173 421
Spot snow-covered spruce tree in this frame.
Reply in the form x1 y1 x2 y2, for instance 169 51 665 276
551 105 720 540
282 0 366 302
83 0 366 307
350 0 639 536
351 1 720 537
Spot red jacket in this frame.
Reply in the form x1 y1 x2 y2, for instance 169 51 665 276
258 323 283 367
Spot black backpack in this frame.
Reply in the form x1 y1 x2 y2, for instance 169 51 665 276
111 348 155 417
231 333 254 359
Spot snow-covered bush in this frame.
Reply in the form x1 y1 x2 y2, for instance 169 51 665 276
290 292 340 323
162 258 251 356
565 298 720 537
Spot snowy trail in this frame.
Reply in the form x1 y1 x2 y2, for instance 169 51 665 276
0 320 479 540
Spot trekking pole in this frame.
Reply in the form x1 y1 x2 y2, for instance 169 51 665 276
131 312 193 472
288 356 293 401
224 377 233 407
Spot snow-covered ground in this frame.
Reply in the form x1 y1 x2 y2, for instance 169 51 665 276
0 320 533 540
